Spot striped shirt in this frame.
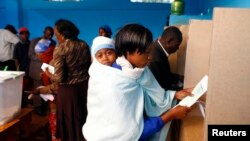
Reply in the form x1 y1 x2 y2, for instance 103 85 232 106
51 39 91 84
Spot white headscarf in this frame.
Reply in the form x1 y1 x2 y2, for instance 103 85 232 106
91 36 115 56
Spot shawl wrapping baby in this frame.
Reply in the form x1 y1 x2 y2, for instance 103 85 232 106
83 59 176 141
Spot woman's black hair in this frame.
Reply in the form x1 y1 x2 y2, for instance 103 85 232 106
115 23 153 57
55 19 80 39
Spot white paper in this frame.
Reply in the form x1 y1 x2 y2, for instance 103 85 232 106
40 94 54 101
178 75 208 107
27 86 54 101
198 101 206 118
41 63 55 74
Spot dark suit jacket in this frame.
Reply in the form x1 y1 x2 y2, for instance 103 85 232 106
148 40 182 90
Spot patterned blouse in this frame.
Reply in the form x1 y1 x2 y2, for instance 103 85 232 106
51 39 91 85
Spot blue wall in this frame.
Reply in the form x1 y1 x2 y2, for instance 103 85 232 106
0 0 19 29
200 0 250 15
170 0 250 26
22 9 171 45
1 0 203 45
183 0 203 15
3 0 175 45
1 0 250 46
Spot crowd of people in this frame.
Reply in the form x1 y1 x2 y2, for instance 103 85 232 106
0 20 196 141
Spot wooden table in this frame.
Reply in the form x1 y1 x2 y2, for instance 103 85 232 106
0 108 34 141
0 119 20 141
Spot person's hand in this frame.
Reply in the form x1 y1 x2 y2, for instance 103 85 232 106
175 87 193 100
32 88 41 95
171 105 192 119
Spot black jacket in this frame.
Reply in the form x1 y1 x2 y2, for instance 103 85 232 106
148 41 182 90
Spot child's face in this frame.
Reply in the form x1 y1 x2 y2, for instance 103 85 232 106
126 45 152 68
95 48 117 66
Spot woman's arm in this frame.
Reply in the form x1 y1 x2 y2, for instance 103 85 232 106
50 45 65 83
160 105 191 123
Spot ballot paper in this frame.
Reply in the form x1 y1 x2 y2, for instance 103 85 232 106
26 86 54 102
178 75 208 107
41 63 55 74
40 94 55 101
28 93 54 101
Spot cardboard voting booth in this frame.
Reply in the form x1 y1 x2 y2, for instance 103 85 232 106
204 8 250 140
179 8 250 141
168 25 189 76
180 19 213 141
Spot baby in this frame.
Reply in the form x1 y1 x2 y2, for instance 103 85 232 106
91 36 117 66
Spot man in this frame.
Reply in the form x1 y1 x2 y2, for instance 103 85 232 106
148 26 183 91
0 28 20 70
28 26 56 115
14 27 31 74
29 26 56 87
14 27 31 107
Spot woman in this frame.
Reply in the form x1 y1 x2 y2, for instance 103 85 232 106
51 19 91 141
98 25 112 38
83 24 191 141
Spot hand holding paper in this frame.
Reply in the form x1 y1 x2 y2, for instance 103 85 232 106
175 87 194 100
178 75 208 107
27 86 55 101
41 63 55 74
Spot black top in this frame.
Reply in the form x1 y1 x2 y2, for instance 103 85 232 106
148 40 183 91
14 40 30 76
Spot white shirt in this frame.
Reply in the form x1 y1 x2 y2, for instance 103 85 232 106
0 29 20 61
157 39 169 57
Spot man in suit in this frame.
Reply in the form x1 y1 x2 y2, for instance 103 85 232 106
148 26 183 91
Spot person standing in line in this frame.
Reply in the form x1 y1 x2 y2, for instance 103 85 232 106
13 27 31 107
99 24 112 38
148 26 184 91
0 27 20 70
14 27 31 75
4 24 18 35
28 26 56 115
50 19 91 141
29 26 56 88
